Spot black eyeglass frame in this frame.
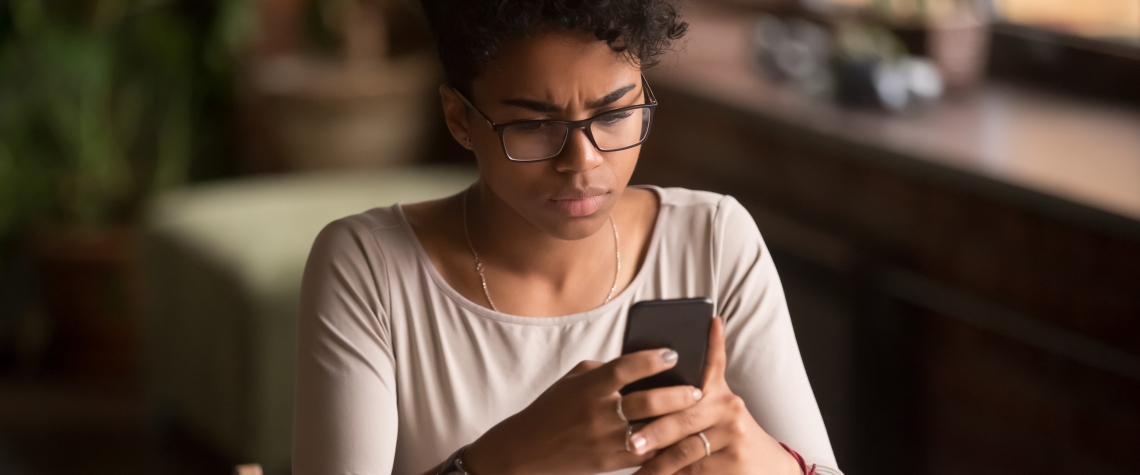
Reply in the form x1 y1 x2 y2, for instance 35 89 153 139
454 74 659 162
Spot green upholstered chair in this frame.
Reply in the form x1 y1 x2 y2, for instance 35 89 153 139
142 167 476 473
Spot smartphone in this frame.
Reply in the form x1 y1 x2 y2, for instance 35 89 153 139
619 297 714 397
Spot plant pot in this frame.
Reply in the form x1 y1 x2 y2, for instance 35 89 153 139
29 225 141 380
252 52 441 170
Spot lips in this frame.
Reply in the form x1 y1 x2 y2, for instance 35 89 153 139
548 189 611 217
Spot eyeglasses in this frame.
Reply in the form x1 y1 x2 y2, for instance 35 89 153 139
455 75 658 162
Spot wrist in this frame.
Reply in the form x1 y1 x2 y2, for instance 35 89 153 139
464 427 522 475
777 442 817 475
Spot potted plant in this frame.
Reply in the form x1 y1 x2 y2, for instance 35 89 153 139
0 0 250 378
244 0 441 171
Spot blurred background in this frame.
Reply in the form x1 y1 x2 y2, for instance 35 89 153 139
0 0 1137 474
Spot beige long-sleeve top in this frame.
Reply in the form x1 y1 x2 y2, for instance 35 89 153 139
292 186 841 475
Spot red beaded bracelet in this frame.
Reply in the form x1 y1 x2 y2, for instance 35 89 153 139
778 442 817 475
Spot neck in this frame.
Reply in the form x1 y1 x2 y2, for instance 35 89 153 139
465 181 616 287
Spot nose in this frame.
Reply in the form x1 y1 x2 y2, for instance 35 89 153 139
553 126 604 174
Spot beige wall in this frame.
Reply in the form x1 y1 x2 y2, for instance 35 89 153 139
813 0 1140 38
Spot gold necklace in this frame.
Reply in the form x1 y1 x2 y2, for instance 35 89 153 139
462 188 620 312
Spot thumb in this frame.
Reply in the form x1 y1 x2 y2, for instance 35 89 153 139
702 316 727 389
567 360 604 377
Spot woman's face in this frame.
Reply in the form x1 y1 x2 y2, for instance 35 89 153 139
449 31 646 240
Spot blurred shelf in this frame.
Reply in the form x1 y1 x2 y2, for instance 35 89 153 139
649 2 1140 240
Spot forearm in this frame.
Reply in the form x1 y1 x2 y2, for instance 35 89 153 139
420 462 444 475
460 419 526 475
421 419 524 475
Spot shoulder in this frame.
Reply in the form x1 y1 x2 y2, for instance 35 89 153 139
307 205 412 272
650 186 756 237
653 186 746 216
650 186 766 279
303 206 414 316
320 205 406 237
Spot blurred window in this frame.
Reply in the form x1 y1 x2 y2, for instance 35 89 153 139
994 0 1140 43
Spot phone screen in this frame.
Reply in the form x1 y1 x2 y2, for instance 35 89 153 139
619 298 714 397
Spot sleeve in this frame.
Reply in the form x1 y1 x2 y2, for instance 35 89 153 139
292 217 399 475
712 196 843 475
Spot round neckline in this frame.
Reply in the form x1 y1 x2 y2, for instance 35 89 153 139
394 184 666 326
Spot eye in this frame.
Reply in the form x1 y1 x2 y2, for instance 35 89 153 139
515 121 550 131
598 110 634 125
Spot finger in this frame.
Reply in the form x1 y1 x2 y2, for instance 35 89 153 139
701 317 727 390
567 360 604 377
605 445 658 474
633 426 732 475
590 348 678 396
604 449 658 473
598 423 657 472
674 451 732 475
618 385 703 422
628 399 717 455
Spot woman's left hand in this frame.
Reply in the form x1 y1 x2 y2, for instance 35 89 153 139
629 316 803 475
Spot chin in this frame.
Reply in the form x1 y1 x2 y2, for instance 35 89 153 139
536 207 614 241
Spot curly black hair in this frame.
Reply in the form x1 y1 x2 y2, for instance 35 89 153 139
419 0 688 97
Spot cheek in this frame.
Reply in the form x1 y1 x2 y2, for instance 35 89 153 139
608 148 641 185
476 152 550 202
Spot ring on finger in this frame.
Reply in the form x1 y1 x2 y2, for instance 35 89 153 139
697 431 710 457
625 425 634 452
616 397 628 422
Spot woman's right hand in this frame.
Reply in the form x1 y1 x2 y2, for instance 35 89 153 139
462 348 704 475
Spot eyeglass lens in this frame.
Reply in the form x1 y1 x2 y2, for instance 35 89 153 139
501 107 653 161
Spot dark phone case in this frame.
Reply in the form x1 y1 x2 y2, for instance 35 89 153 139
619 298 714 398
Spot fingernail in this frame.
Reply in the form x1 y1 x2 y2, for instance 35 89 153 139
631 434 647 453
692 388 703 401
661 349 678 364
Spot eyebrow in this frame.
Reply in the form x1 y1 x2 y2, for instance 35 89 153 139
500 83 638 113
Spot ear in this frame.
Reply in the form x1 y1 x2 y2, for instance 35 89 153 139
439 84 474 150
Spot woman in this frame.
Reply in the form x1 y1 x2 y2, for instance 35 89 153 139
292 1 841 474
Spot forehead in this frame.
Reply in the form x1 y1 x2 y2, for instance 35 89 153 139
471 30 641 101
